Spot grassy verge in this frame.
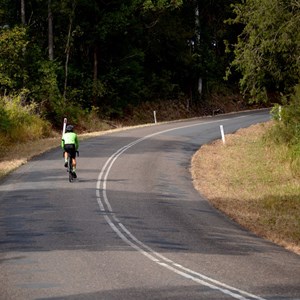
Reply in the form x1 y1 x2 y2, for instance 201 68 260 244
191 121 300 255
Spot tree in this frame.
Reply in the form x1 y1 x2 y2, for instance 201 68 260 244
62 0 76 100
48 0 54 60
0 26 28 91
60 0 186 113
0 0 241 123
227 0 300 102
192 0 237 95
21 0 26 25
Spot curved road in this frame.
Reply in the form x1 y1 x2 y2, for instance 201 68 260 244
0 110 299 300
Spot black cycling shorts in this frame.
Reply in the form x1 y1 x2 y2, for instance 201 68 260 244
64 144 76 159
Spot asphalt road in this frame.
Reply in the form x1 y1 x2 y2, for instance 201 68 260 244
0 110 299 300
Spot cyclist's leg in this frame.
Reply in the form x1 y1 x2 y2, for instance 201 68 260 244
71 158 77 178
64 151 68 167
67 153 72 170
72 158 76 170
64 145 74 168
70 149 77 178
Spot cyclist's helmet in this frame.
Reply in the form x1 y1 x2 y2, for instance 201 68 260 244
66 125 74 132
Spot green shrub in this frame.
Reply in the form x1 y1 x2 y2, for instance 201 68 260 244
268 84 300 175
0 103 11 133
0 94 52 144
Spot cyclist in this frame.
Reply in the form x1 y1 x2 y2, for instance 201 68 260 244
61 124 79 178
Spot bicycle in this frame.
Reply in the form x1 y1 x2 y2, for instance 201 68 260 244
65 151 79 182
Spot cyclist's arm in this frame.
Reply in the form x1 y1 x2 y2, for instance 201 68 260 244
61 138 65 149
75 134 79 150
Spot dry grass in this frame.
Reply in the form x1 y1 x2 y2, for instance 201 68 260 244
191 121 300 255
0 136 61 178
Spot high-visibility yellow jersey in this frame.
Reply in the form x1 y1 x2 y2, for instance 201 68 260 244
61 132 79 150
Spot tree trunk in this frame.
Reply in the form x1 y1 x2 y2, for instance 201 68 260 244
63 0 76 100
63 21 72 100
21 0 26 25
48 0 54 60
92 46 98 106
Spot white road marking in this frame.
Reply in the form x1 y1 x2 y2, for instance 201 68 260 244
96 117 266 300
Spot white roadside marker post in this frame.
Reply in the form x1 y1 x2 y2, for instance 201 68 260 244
153 111 157 124
220 125 226 145
62 118 67 137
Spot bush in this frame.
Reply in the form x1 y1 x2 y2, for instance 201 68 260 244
0 103 11 133
0 94 52 144
269 85 300 144
268 84 300 175
77 106 112 132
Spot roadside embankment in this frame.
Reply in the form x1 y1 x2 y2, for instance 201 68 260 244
191 121 300 255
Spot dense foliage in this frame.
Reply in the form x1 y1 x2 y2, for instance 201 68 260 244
227 0 300 103
0 0 299 136
225 0 300 174
0 94 51 153
0 0 237 127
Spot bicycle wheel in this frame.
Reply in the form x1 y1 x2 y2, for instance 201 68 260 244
67 155 73 182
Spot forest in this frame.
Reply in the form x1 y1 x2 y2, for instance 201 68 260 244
0 0 299 141
0 0 237 127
